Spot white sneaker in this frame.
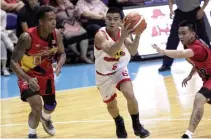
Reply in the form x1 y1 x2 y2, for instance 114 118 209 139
40 116 56 136
3 69 10 76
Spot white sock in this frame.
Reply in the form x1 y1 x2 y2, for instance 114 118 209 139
185 130 193 138
29 127 36 135
42 110 51 120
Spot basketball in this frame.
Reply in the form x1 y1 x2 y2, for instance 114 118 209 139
123 12 147 34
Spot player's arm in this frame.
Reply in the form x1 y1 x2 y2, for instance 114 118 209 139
163 49 194 58
94 31 127 57
10 32 32 82
188 67 197 77
201 0 209 10
124 34 141 56
152 44 194 58
55 29 66 66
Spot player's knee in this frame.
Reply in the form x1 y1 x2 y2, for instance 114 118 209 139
123 90 136 102
106 99 117 110
44 100 57 111
194 93 207 107
31 102 42 116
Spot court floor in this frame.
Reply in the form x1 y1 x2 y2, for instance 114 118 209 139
1 59 211 138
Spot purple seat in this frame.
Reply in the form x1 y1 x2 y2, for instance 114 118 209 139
6 13 17 30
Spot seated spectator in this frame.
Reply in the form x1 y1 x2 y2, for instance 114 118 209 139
16 0 40 37
75 0 108 37
1 9 15 76
1 0 24 12
51 0 93 63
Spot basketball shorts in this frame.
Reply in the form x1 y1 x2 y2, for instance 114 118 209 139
96 67 131 103
198 77 211 104
18 76 55 102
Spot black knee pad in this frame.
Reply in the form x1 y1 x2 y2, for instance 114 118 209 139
42 95 57 111
198 87 211 104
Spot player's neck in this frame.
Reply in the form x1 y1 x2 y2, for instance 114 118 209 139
106 28 119 40
37 26 50 41
187 37 196 46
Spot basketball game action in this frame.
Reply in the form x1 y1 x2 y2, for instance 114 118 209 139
94 7 149 138
1 2 211 139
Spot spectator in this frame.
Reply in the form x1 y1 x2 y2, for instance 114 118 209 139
75 0 108 37
16 0 40 37
1 9 14 75
1 0 24 12
52 0 93 63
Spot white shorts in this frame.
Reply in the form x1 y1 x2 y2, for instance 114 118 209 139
96 67 131 103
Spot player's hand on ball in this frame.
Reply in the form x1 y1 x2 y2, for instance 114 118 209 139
28 78 40 92
121 23 133 39
182 75 192 87
152 44 165 54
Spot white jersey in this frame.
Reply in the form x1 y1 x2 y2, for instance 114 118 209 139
94 27 131 75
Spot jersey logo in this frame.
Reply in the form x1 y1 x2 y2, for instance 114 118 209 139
33 56 41 65
113 49 125 59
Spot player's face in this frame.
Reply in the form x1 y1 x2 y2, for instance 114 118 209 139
178 27 195 45
40 11 56 33
105 13 121 31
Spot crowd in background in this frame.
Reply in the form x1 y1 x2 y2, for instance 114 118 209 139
1 0 145 76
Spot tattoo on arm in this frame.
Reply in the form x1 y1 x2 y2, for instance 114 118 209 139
10 32 31 81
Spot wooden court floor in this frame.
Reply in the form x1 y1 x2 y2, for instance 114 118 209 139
1 75 211 138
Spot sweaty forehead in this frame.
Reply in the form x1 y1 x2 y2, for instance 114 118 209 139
106 13 120 18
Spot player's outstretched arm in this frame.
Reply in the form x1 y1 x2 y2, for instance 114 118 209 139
152 44 194 58
10 32 32 82
94 31 127 57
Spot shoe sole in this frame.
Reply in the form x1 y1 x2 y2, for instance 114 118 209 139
41 123 55 136
135 132 150 138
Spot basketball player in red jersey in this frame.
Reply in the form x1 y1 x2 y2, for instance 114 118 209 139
94 7 149 138
152 20 211 139
10 6 66 138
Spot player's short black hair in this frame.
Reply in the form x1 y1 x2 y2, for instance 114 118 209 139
179 20 197 32
36 5 55 23
107 7 124 19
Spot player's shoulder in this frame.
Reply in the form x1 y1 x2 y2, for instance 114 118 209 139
95 29 107 41
19 32 31 42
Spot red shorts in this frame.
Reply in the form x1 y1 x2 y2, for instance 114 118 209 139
18 76 55 101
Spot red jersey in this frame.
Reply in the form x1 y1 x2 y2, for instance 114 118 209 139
20 27 58 78
186 39 211 81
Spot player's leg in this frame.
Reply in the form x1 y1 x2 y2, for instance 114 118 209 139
182 87 211 139
106 98 127 138
21 89 42 138
115 68 150 138
40 79 56 136
96 74 127 138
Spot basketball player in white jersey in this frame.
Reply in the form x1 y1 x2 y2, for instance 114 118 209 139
94 7 150 138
